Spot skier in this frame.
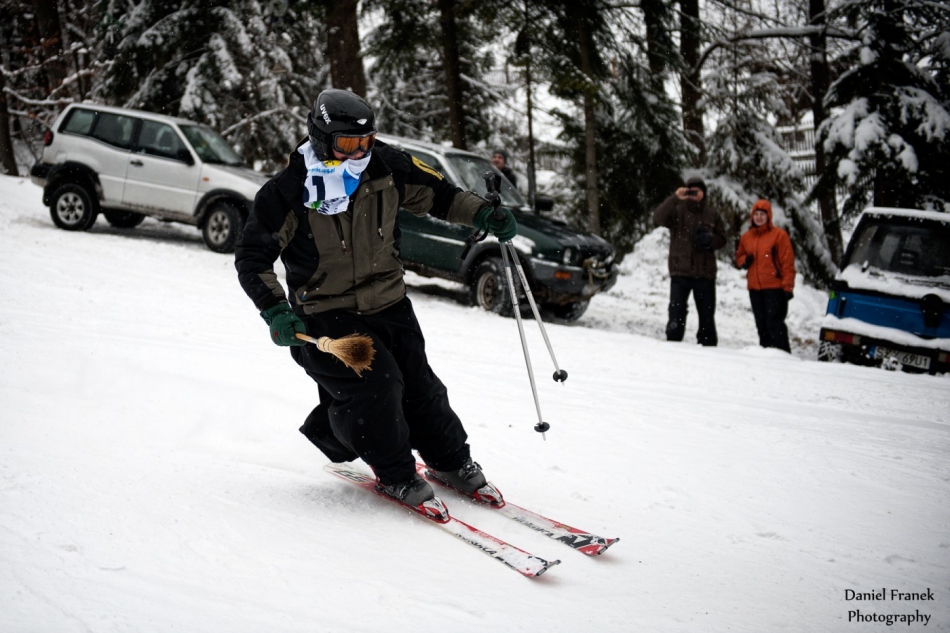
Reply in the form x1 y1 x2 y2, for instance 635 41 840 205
735 199 796 352
235 89 517 509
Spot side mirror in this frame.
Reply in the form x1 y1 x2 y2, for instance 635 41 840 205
177 148 195 165
534 196 554 212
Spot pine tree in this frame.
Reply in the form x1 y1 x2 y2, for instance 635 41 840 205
538 2 685 251
363 0 502 148
0 0 98 172
702 1 838 282
93 0 328 170
817 0 950 216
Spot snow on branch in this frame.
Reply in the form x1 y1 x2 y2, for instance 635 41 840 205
696 26 857 73
221 108 300 135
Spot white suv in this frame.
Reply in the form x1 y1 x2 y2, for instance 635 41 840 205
30 103 268 252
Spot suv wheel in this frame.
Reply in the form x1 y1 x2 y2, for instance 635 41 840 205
470 257 513 316
202 202 244 253
50 184 99 231
104 210 145 229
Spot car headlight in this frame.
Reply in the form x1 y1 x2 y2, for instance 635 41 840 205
562 248 573 265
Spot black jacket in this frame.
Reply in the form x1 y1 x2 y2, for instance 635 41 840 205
500 166 517 188
235 141 487 315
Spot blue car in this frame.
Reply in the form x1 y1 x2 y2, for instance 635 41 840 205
817 207 950 374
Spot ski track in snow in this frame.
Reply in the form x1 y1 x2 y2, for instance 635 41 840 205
1 175 948 632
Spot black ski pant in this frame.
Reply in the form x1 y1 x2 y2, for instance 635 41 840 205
666 276 718 346
291 296 470 486
748 289 790 352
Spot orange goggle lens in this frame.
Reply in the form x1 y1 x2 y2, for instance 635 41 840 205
333 132 376 156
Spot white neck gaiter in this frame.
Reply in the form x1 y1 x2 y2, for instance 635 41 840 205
298 141 371 215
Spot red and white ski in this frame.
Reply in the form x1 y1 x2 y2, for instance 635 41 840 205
324 463 560 578
417 463 619 557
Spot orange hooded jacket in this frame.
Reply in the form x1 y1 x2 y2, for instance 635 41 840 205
735 199 796 292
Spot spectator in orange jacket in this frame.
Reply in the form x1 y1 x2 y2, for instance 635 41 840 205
736 199 796 352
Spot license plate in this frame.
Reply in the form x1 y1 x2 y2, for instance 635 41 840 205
872 346 931 370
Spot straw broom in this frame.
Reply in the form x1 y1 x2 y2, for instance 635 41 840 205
295 333 376 376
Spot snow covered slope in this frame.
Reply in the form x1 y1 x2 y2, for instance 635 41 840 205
1 175 947 632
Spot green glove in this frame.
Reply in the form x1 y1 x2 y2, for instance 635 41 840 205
474 206 518 242
260 303 307 346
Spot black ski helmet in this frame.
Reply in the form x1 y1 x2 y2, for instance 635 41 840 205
307 89 377 161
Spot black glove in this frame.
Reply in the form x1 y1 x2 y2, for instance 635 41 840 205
695 225 712 250
785 291 794 301
741 254 754 270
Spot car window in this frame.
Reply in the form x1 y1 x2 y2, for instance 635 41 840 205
179 125 244 166
61 108 96 135
848 219 950 279
91 113 135 150
135 120 188 161
445 154 526 208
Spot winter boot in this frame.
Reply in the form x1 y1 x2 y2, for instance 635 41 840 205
377 473 435 507
429 458 487 495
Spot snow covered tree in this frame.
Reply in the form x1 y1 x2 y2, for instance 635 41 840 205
559 58 686 254
363 0 503 149
816 0 950 216
525 0 616 236
94 0 328 170
700 1 838 282
0 0 98 172
542 3 685 251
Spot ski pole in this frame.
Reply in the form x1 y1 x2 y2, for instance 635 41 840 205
499 240 550 438
503 241 568 383
482 170 565 438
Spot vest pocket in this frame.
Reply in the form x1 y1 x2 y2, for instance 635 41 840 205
296 271 328 302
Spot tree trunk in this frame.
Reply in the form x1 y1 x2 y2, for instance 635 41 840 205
577 16 600 235
31 0 67 95
324 0 367 96
808 0 843 264
0 70 19 176
679 0 705 166
642 0 668 79
438 0 467 149
525 57 537 209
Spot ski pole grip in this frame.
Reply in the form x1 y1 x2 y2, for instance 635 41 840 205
482 171 504 221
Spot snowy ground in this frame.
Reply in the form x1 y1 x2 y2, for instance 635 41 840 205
1 175 948 632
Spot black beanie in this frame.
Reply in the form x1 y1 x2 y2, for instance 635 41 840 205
493 149 509 162
685 177 707 197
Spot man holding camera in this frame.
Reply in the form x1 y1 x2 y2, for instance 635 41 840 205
651 177 726 346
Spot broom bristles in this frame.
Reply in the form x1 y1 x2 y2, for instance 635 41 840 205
317 334 375 376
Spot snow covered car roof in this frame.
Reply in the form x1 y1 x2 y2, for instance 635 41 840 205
859 206 950 224
837 206 950 302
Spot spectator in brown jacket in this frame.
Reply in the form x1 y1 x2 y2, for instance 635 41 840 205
652 177 727 346
736 199 796 352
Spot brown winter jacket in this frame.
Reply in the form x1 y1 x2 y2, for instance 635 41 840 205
735 199 796 292
651 183 727 280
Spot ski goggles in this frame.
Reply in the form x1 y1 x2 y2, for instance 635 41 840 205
332 132 377 157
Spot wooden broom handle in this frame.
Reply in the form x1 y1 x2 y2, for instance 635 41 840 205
295 332 333 353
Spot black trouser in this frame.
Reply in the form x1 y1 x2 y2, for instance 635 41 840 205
748 289 790 352
291 296 470 485
666 276 718 346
